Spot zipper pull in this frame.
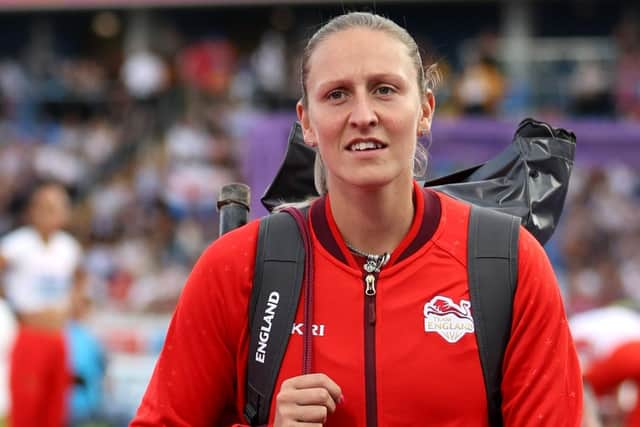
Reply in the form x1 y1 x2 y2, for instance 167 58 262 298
365 273 376 296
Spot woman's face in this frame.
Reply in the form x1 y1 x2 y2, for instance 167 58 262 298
29 185 71 236
298 28 434 192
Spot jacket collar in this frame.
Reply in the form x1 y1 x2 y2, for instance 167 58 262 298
309 181 441 269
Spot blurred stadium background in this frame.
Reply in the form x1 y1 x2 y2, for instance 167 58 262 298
0 0 638 425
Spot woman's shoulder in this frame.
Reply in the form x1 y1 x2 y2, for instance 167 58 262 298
428 190 550 274
1 226 34 243
0 226 38 256
516 224 550 267
199 218 262 265
182 218 262 310
426 189 472 263
52 230 82 253
513 224 563 311
430 189 471 211
429 189 473 230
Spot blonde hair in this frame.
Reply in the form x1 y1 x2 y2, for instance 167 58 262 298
300 11 440 107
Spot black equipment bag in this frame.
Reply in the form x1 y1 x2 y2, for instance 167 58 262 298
261 118 575 245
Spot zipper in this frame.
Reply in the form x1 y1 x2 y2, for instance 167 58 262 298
362 254 388 427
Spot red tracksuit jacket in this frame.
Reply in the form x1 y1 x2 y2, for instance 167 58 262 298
131 183 583 426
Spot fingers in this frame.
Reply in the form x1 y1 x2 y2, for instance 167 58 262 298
274 373 343 426
279 387 337 414
283 373 343 404
276 399 329 423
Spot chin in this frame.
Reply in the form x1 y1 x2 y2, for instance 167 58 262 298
341 172 402 190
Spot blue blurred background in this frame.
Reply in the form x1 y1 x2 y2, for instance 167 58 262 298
0 0 638 425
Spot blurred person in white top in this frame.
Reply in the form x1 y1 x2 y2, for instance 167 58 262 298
0 290 16 427
0 181 85 427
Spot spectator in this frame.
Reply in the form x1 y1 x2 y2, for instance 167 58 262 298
0 291 16 427
455 32 506 115
571 305 640 427
0 181 85 427
66 286 106 426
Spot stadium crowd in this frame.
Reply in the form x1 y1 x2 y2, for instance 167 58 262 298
0 3 638 426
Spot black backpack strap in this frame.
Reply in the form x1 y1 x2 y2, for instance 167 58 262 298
245 209 307 426
467 205 520 427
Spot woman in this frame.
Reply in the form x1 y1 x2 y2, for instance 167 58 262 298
572 305 640 427
131 12 583 426
0 181 85 427
0 293 16 427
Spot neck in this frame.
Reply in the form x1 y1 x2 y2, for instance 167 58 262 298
328 176 415 255
35 227 54 244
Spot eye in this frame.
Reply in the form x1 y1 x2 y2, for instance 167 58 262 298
327 89 347 101
374 85 396 96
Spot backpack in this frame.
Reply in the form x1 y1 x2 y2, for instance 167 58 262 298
244 203 520 427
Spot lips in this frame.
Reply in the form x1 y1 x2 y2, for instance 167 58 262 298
346 138 387 152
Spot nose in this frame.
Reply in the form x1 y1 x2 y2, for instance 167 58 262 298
348 94 378 129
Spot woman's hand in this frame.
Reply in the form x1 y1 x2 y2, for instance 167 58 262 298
274 373 343 426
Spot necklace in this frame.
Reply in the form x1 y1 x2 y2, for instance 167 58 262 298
345 242 391 270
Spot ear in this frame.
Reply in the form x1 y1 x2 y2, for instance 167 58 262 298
418 90 436 136
296 101 317 147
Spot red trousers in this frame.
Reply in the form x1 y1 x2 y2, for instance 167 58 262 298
9 326 68 427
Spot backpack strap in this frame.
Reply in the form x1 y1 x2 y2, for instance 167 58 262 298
467 205 520 427
245 209 307 426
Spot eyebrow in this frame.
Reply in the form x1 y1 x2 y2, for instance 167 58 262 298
315 72 407 93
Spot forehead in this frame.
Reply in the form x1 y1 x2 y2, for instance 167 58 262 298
307 27 416 86
32 185 68 205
